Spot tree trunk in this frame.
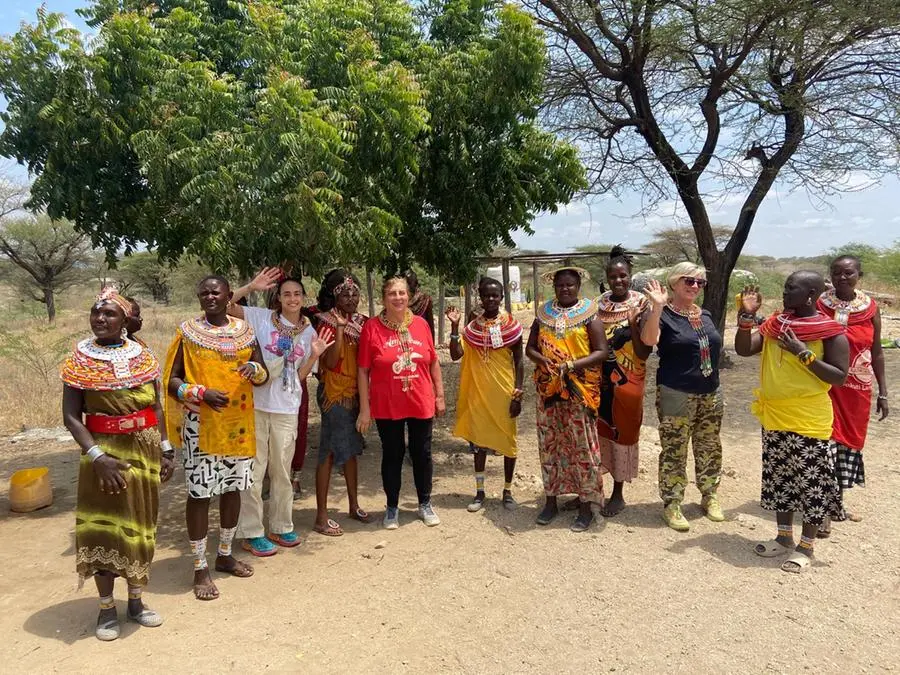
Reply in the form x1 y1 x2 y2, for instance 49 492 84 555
43 286 56 323
701 246 742 335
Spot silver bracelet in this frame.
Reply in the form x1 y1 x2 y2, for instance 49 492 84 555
877 394 889 401
449 334 460 341
85 445 105 463
160 440 174 453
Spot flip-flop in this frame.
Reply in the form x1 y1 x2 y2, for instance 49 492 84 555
755 540 792 558
781 552 812 574
215 559 254 577
349 508 372 524
193 579 220 601
313 519 344 537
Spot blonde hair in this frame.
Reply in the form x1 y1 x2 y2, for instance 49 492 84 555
667 262 706 290
381 275 409 299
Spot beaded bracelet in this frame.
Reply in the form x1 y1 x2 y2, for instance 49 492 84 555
797 350 817 367
511 388 524 402
247 361 268 385
184 384 207 404
737 313 756 331
449 334 460 342
176 382 189 401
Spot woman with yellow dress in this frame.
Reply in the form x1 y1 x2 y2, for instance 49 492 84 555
163 275 269 600
447 277 524 512
526 267 609 532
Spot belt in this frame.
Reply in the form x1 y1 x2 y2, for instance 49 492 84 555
85 407 158 434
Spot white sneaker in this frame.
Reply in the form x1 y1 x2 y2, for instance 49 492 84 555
417 502 441 527
383 506 399 530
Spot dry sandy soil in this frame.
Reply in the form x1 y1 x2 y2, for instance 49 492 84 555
1 323 899 673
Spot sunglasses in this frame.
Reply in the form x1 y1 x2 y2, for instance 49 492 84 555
681 277 707 288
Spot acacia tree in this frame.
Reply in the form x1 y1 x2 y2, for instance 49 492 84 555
645 226 732 267
0 0 584 284
0 214 98 321
527 0 900 327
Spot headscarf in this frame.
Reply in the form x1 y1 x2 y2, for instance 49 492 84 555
94 285 132 317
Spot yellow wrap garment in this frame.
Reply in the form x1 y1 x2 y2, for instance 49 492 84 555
752 338 833 440
162 322 256 457
453 340 518 458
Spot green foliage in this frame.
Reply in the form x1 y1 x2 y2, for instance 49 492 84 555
0 0 584 285
0 329 78 383
113 251 172 303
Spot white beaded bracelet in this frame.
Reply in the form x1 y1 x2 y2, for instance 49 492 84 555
85 445 106 463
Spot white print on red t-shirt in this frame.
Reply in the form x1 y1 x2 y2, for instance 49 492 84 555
846 348 873 391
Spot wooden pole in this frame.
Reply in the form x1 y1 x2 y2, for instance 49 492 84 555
464 280 472 321
366 268 375 317
532 261 539 317
437 278 446 344
502 259 512 314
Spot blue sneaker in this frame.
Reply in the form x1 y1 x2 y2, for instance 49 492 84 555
268 531 301 548
242 536 278 557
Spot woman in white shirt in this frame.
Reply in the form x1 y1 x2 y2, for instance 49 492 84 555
229 268 330 556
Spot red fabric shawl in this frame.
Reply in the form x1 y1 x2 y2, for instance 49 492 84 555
759 310 845 342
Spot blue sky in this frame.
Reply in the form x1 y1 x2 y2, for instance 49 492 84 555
3 0 898 258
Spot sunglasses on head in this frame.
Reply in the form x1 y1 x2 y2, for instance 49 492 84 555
681 277 707 288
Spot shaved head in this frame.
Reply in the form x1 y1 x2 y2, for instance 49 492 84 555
788 271 826 296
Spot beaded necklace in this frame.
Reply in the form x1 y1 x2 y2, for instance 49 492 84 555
817 289 871 326
61 337 160 391
462 311 523 362
537 298 597 339
597 290 645 324
666 303 713 377
379 309 415 392
181 316 255 359
270 311 308 393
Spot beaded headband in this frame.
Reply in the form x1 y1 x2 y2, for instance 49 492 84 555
94 284 132 317
334 276 360 296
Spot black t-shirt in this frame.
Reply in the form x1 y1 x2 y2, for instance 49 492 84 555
656 307 722 394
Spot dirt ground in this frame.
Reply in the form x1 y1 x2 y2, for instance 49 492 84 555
2 329 899 673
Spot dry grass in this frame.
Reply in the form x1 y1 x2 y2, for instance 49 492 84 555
0 294 195 434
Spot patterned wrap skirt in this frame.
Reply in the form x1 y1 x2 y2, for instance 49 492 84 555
182 410 253 499
316 382 364 467
760 430 842 526
536 398 605 503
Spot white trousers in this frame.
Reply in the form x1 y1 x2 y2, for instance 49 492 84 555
237 410 297 538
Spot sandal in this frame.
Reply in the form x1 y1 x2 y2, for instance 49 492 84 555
781 551 812 574
570 512 593 533
215 558 255 578
535 504 558 526
268 531 301 548
755 540 792 558
502 493 518 511
313 518 344 537
349 508 372 524
127 607 164 628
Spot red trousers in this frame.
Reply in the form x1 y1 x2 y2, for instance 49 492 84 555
291 378 309 471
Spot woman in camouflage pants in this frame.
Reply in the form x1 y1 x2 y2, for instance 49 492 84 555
641 263 725 532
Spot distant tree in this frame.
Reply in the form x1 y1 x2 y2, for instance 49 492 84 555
645 227 733 268
0 214 98 321
114 252 172 304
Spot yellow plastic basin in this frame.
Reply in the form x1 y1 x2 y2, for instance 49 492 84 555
9 467 53 513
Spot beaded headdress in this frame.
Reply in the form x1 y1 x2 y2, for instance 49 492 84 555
94 284 132 317
334 276 360 296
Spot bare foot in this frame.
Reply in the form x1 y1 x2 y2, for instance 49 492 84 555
214 554 254 578
193 568 220 601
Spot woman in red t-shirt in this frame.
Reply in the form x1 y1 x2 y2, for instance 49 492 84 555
357 276 446 529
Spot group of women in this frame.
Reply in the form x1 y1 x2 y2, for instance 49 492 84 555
61 249 886 640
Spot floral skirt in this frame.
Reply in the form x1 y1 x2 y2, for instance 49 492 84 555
537 398 604 503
